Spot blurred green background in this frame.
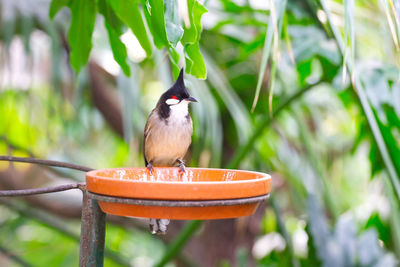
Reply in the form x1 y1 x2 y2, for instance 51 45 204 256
1 0 400 266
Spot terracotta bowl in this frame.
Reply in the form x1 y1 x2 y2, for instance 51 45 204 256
86 167 271 220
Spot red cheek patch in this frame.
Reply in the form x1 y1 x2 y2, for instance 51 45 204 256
171 95 178 100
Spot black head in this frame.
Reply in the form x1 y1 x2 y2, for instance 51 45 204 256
156 68 197 118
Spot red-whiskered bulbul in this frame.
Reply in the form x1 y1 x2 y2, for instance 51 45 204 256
143 68 197 234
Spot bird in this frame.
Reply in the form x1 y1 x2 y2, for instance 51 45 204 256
143 68 197 234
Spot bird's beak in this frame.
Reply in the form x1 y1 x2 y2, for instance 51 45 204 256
186 96 198 103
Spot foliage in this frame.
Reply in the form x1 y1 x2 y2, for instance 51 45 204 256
49 0 207 79
0 0 400 266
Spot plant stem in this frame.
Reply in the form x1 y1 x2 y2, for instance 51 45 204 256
0 183 84 197
0 198 81 239
0 243 33 267
0 136 35 157
0 156 93 172
293 108 339 219
384 177 400 259
227 81 323 169
270 196 300 267
154 220 202 267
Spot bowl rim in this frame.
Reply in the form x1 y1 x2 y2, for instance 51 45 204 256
86 167 271 185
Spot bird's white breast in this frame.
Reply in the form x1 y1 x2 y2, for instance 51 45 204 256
169 100 189 123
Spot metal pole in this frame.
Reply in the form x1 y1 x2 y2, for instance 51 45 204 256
79 190 106 267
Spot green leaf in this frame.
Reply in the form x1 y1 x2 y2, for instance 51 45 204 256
357 229 397 266
251 0 286 112
182 0 208 79
181 0 207 43
107 0 152 57
381 0 400 51
49 0 71 19
105 24 131 76
343 0 354 82
67 0 97 74
98 0 130 76
204 52 252 144
2 18 16 48
142 0 181 77
21 16 34 53
297 60 313 86
165 0 184 46
360 65 400 181
364 213 391 246
384 177 400 259
168 47 181 79
250 6 274 112
184 43 206 79
143 0 169 49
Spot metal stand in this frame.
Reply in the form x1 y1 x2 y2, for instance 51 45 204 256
86 191 269 207
78 190 269 267
79 191 106 267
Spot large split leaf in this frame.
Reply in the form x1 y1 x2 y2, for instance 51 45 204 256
165 0 183 47
98 0 130 75
168 47 181 78
181 0 207 79
67 0 97 74
143 0 180 77
49 0 71 19
107 0 152 57
184 43 205 79
143 0 169 48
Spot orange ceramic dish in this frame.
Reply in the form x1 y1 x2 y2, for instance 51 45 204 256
97 201 260 220
86 168 270 200
86 168 271 219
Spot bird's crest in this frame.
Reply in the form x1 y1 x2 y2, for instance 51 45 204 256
172 68 185 90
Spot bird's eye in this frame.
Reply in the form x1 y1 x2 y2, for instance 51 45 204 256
171 95 178 100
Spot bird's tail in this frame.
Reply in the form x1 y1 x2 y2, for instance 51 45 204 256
149 218 170 234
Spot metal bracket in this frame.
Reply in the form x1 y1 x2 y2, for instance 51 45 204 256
79 191 106 267
79 191 269 266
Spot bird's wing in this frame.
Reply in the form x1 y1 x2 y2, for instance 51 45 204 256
143 109 156 166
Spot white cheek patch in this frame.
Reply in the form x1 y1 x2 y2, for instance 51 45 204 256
169 100 189 120
166 98 180 105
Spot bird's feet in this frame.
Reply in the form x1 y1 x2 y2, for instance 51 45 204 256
177 159 186 175
149 218 170 235
146 162 154 175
